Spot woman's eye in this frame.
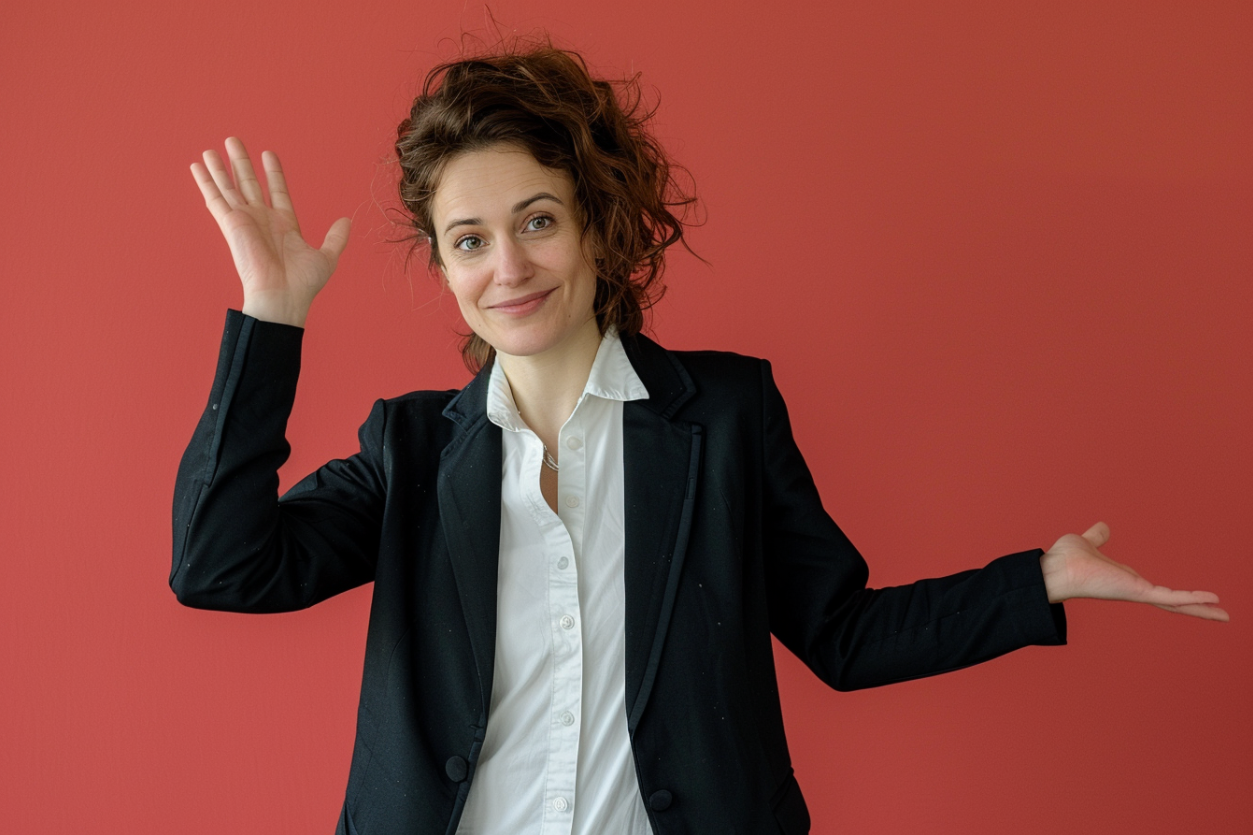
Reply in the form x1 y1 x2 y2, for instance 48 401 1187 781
526 215 552 231
455 235 485 252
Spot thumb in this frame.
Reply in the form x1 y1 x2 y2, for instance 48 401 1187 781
1082 521 1111 549
320 216 351 262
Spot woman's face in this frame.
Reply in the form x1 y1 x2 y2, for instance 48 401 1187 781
431 145 599 362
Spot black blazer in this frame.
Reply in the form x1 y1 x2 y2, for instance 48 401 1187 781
172 310 1067 835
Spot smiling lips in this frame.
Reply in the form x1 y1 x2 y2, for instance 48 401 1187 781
488 288 555 315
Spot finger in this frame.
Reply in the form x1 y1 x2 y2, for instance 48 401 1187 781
1082 521 1111 549
262 150 296 216
320 216 351 262
190 161 234 224
1136 585 1221 608
1153 602 1230 622
225 137 265 204
203 149 244 209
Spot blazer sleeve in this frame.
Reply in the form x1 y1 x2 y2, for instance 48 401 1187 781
170 309 384 613
758 359 1066 691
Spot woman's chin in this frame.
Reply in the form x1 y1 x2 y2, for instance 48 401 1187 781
482 319 597 363
483 328 564 360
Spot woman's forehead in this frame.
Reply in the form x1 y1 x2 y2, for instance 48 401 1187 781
434 147 574 223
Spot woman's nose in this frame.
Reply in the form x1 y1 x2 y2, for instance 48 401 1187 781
494 235 534 285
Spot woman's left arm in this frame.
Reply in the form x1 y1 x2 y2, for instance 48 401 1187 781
1040 522 1229 621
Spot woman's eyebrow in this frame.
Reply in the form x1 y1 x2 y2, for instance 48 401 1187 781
443 192 564 235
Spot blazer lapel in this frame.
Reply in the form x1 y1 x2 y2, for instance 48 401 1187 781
439 364 503 724
620 334 701 733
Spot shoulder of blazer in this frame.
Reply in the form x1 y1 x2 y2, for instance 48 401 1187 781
358 388 465 461
621 331 773 416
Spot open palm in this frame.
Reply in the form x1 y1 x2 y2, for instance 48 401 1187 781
190 137 349 326
1041 522 1229 621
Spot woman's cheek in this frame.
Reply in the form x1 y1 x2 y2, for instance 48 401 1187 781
447 266 487 308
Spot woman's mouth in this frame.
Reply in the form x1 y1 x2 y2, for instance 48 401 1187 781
488 288 555 316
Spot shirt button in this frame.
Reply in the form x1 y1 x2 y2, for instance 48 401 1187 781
553 797 569 812
565 495 580 508
559 615 575 630
557 557 569 570
566 437 582 450
560 711 575 726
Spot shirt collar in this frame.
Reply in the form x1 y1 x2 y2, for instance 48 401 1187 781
486 327 650 433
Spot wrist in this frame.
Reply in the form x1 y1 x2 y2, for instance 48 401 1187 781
1039 549 1070 604
241 295 310 328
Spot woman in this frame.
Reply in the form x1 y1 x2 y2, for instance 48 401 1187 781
176 42 1227 835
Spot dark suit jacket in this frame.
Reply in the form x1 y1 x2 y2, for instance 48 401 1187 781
171 310 1067 835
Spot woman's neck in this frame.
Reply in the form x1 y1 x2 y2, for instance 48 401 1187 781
495 316 603 442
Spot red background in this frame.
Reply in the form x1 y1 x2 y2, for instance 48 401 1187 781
2 1 1250 832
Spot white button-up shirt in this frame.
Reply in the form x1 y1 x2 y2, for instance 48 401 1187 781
455 327 654 835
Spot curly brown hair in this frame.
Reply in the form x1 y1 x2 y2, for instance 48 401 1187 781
394 37 698 372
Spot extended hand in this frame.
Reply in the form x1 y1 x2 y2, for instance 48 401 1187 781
190 137 350 327
1040 522 1228 621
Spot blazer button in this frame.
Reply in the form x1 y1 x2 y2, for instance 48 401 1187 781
649 789 672 811
445 756 468 782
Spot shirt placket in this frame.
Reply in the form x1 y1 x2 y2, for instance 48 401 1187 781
534 405 587 835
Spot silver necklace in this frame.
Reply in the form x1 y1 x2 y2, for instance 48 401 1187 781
518 407 559 471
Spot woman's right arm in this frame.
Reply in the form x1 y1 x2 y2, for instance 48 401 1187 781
171 139 375 612
170 311 385 612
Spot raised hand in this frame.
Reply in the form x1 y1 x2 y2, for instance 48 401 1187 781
1039 522 1229 621
191 137 350 327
